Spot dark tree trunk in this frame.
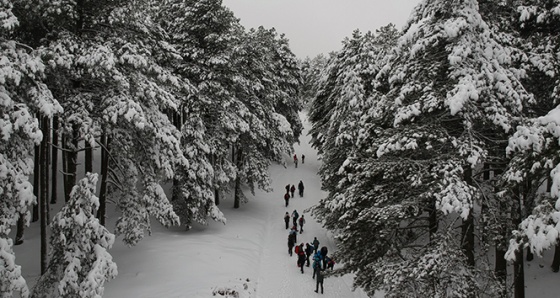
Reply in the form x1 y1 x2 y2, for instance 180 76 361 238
51 116 59 204
15 215 25 245
85 144 93 174
552 242 560 272
97 135 110 226
215 189 220 206
40 116 49 274
233 147 242 209
462 166 475 267
64 124 79 202
32 140 40 222
495 244 508 295
62 135 69 202
428 199 437 242
513 189 525 298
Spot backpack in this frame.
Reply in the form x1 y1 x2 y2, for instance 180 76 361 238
294 245 300 254
298 217 304 225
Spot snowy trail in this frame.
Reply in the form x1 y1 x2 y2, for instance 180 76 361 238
102 112 367 298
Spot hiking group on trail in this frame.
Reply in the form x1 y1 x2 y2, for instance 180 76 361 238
280 152 334 294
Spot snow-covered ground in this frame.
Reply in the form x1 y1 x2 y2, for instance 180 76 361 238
13 112 560 297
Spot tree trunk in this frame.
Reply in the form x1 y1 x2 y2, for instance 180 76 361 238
50 116 59 204
428 198 437 242
233 147 242 209
513 190 525 298
15 215 25 245
62 135 69 202
32 140 40 222
97 134 110 226
495 244 508 296
215 189 220 206
85 143 93 174
40 116 49 274
551 242 560 272
64 124 79 202
462 166 475 267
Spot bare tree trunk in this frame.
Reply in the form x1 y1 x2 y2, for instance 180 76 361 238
513 188 525 298
552 242 560 272
51 116 59 204
428 199 437 242
15 215 24 245
64 124 79 202
85 144 92 174
233 147 242 209
62 135 71 202
40 116 49 274
32 140 40 222
462 166 475 267
97 135 110 225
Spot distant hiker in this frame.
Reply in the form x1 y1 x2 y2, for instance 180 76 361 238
288 233 295 256
298 180 304 197
285 184 290 194
305 243 314 267
297 244 306 274
294 154 298 168
302 154 305 164
289 226 298 243
298 215 306 234
326 256 335 270
312 251 322 279
292 210 299 226
312 237 320 254
284 192 290 207
290 184 296 198
320 246 329 269
315 267 324 294
284 212 290 229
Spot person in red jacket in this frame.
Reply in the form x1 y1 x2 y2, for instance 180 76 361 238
284 193 290 207
293 154 298 168
290 184 296 198
297 243 306 273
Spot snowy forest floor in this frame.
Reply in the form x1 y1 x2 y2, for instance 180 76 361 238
13 112 560 297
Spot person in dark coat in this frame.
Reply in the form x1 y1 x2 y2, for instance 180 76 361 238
292 210 299 226
302 154 305 164
305 243 314 267
290 184 296 198
320 246 329 269
326 256 335 270
315 267 324 294
284 212 290 229
284 192 290 207
288 232 296 256
294 154 298 168
289 226 298 244
312 252 322 279
298 180 304 197
285 184 290 194
297 244 306 273
298 215 305 234
312 237 320 254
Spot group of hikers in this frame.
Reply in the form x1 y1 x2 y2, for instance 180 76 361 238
286 229 335 294
293 153 305 168
284 181 304 207
279 152 335 294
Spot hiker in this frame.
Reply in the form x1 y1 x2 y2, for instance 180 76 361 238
297 243 306 274
320 246 329 269
294 154 298 168
298 180 304 197
326 256 335 270
284 192 290 207
284 212 290 229
312 237 320 254
289 226 298 243
312 251 323 279
290 184 296 198
288 232 295 256
305 243 314 267
315 267 324 294
302 154 305 164
285 184 290 194
292 210 299 227
298 215 305 234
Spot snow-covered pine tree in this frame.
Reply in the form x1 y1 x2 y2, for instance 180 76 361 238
504 0 560 272
13 0 189 245
310 0 532 296
0 1 62 296
31 173 117 298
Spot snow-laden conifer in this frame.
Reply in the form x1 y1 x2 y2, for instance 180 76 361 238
32 173 116 298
